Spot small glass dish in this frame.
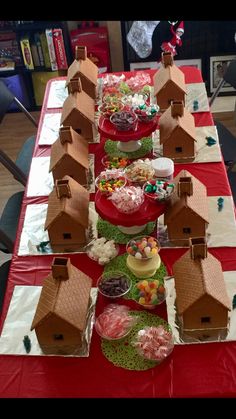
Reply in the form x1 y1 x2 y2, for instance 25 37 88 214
133 103 160 123
86 238 119 265
95 303 137 341
102 155 130 170
133 279 167 309
103 92 123 104
95 172 127 195
126 235 160 260
143 179 175 202
132 325 174 363
121 92 148 107
97 271 131 299
109 186 144 214
98 101 124 119
110 110 138 131
125 161 155 186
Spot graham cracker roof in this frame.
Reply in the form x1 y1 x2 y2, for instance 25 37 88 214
165 170 209 224
49 129 89 172
159 106 196 144
44 175 89 230
31 264 92 331
66 57 98 87
173 249 231 314
61 90 95 125
154 64 187 96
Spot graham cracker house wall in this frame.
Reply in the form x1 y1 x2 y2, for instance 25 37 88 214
44 175 89 252
50 126 89 187
66 45 98 100
159 101 196 162
61 77 95 142
154 52 187 111
31 257 92 355
172 237 231 340
164 169 209 244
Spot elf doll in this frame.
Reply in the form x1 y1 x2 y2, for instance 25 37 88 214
161 21 184 56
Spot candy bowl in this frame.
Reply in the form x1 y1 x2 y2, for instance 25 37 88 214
97 271 131 299
101 155 130 170
103 91 124 104
95 304 137 340
95 170 127 196
124 161 155 186
121 92 148 107
133 279 167 309
133 104 160 123
108 186 145 214
132 325 174 363
126 235 160 260
98 101 124 119
143 179 175 202
86 238 119 265
110 110 138 131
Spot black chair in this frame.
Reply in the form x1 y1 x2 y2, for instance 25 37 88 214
0 259 10 315
209 60 236 107
0 80 38 186
0 191 24 253
215 121 236 165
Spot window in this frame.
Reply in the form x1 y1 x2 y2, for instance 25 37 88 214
63 233 71 239
183 227 191 234
53 334 64 340
76 128 81 134
175 147 183 153
201 317 211 323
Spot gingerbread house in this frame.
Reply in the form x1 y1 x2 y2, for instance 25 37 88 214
164 170 209 244
66 46 98 99
153 52 187 111
172 237 231 340
159 100 196 162
44 175 89 252
50 126 89 187
61 77 95 142
31 257 92 355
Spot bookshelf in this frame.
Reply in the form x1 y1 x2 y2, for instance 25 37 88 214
0 21 73 110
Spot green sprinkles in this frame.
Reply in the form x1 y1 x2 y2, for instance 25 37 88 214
104 137 153 159
101 310 172 370
104 253 167 301
97 217 156 244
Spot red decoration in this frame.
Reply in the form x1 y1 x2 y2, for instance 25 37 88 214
161 21 184 57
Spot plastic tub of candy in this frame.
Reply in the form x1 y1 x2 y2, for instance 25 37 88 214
143 179 175 202
95 304 137 340
132 325 174 363
133 279 167 309
125 161 155 186
98 101 124 119
97 271 131 298
110 110 138 131
126 236 160 260
95 170 127 196
86 238 119 265
102 155 130 170
108 186 144 214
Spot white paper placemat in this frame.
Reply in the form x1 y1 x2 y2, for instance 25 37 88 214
38 113 62 145
18 202 98 256
186 82 209 113
47 80 68 109
158 196 236 248
27 154 95 197
0 285 98 357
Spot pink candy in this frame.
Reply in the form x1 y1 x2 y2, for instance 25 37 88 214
95 304 136 339
108 186 144 214
133 325 174 362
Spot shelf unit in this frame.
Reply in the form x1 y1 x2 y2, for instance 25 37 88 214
0 21 73 110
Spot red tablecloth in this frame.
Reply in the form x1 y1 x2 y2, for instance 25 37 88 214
1 67 236 398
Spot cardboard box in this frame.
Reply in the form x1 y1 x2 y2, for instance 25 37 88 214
45 28 58 71
20 36 34 70
53 28 68 70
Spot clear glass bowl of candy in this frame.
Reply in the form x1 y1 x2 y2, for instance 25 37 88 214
133 104 160 123
125 160 155 186
95 169 127 196
132 325 174 363
95 304 137 340
86 238 119 265
108 186 145 214
110 110 138 131
143 179 175 202
101 155 130 170
121 92 148 107
97 271 131 299
133 279 167 309
126 236 160 260
98 101 124 119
